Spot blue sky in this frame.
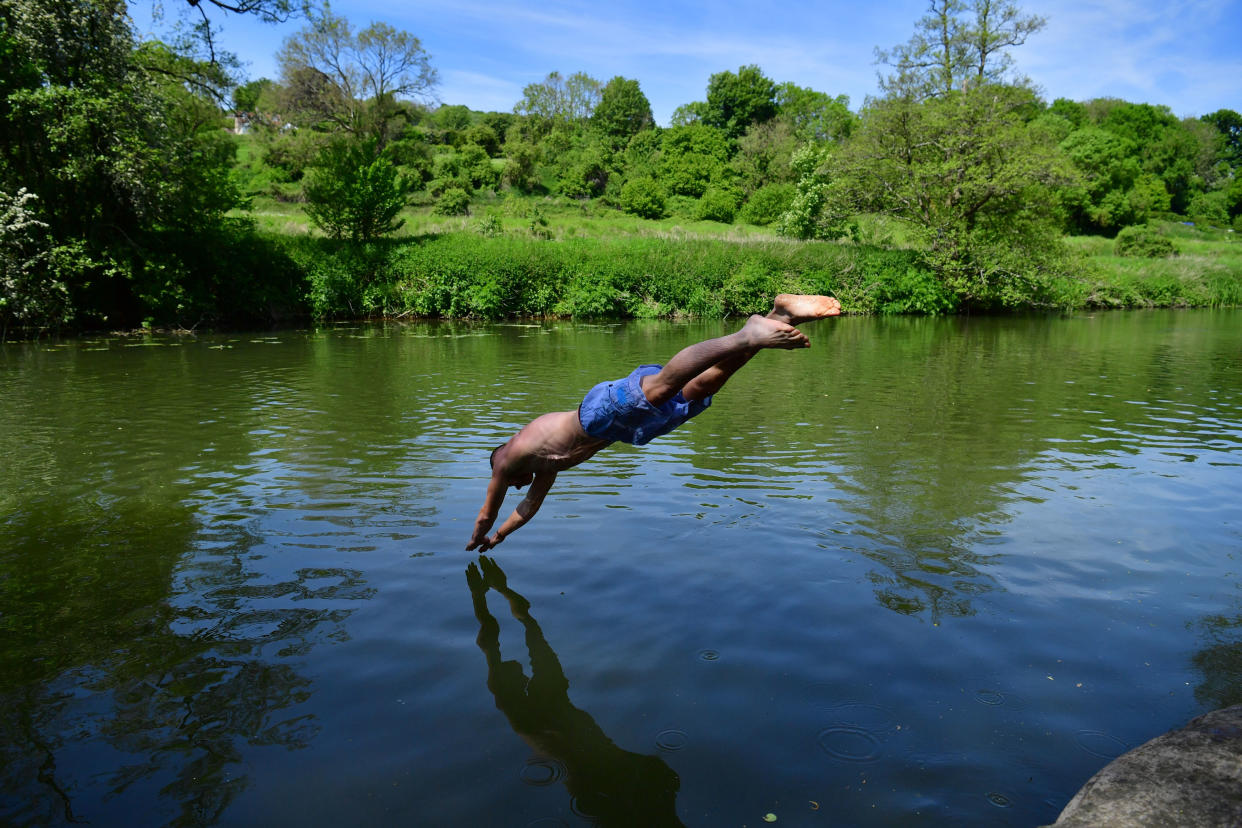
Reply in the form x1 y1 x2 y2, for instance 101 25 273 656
130 0 1242 123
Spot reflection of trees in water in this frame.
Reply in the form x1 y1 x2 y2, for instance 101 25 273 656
1192 608 1242 711
678 313 1242 623
466 556 684 827
0 497 372 827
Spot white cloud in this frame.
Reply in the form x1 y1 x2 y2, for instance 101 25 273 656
1019 0 1242 114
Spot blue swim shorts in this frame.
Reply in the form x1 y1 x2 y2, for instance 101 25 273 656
578 364 712 446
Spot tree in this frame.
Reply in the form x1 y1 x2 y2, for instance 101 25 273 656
812 85 1075 305
731 116 799 195
173 0 301 20
513 71 601 137
0 0 246 329
591 76 654 147
774 82 855 142
150 0 307 69
232 77 273 111
1057 126 1167 234
658 123 731 197
876 0 1045 99
703 64 778 139
670 101 707 126
464 122 500 157
555 133 614 199
1202 109 1242 168
1090 101 1200 214
1047 97 1087 128
303 137 409 241
277 7 437 145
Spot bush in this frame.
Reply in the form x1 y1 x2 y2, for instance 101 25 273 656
664 195 699 220
434 187 471 216
872 264 957 315
739 183 795 226
1114 225 1177 258
1187 190 1230 227
619 177 666 219
473 212 503 237
384 136 434 184
459 143 500 191
696 187 738 223
722 260 779 314
304 138 409 242
0 188 71 333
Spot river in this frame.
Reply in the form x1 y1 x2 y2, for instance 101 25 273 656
1 310 1240 826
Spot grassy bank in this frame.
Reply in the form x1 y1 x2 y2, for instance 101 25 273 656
256 204 1240 322
1063 222 1242 309
278 232 940 319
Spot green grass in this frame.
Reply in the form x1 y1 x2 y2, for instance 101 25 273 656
1064 221 1242 308
231 171 1241 318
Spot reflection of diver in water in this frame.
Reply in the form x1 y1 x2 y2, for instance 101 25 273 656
466 556 684 827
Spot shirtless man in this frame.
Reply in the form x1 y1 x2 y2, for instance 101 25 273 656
466 294 841 551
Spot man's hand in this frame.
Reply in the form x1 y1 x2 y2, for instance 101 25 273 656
466 525 495 551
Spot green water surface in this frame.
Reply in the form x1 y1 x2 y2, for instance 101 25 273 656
1 310 1240 826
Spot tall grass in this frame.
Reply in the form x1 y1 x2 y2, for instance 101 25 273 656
259 194 1241 321
275 232 939 320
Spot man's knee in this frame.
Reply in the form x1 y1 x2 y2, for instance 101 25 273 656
639 372 677 406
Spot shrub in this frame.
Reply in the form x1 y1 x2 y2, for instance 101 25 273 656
722 260 779 314
0 188 71 334
696 187 738 223
739 183 795 226
384 136 434 184
664 195 699 219
434 187 471 216
1114 225 1177 258
304 138 409 242
473 213 503 237
459 143 500 191
553 272 618 316
620 177 666 219
872 264 957 314
1187 190 1230 227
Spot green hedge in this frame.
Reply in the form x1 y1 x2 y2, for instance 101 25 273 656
266 230 1242 323
272 232 941 320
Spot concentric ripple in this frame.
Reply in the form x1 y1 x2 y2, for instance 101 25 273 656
519 757 565 786
1074 730 1128 759
816 725 884 763
974 689 1006 706
655 729 688 752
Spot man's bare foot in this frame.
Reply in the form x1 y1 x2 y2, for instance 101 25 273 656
769 294 842 325
741 314 810 349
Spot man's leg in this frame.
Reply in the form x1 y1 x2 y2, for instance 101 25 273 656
641 294 840 406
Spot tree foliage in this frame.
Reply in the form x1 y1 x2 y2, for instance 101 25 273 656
0 0 252 329
703 64 778 139
514 71 601 137
808 85 1074 305
303 138 409 241
1202 109 1242 169
877 0 1045 99
591 76 654 147
775 82 855 142
277 7 437 144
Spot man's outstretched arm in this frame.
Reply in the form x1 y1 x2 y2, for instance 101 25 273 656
468 471 557 551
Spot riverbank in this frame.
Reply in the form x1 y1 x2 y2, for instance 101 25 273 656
269 215 1242 322
5 212 1239 340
